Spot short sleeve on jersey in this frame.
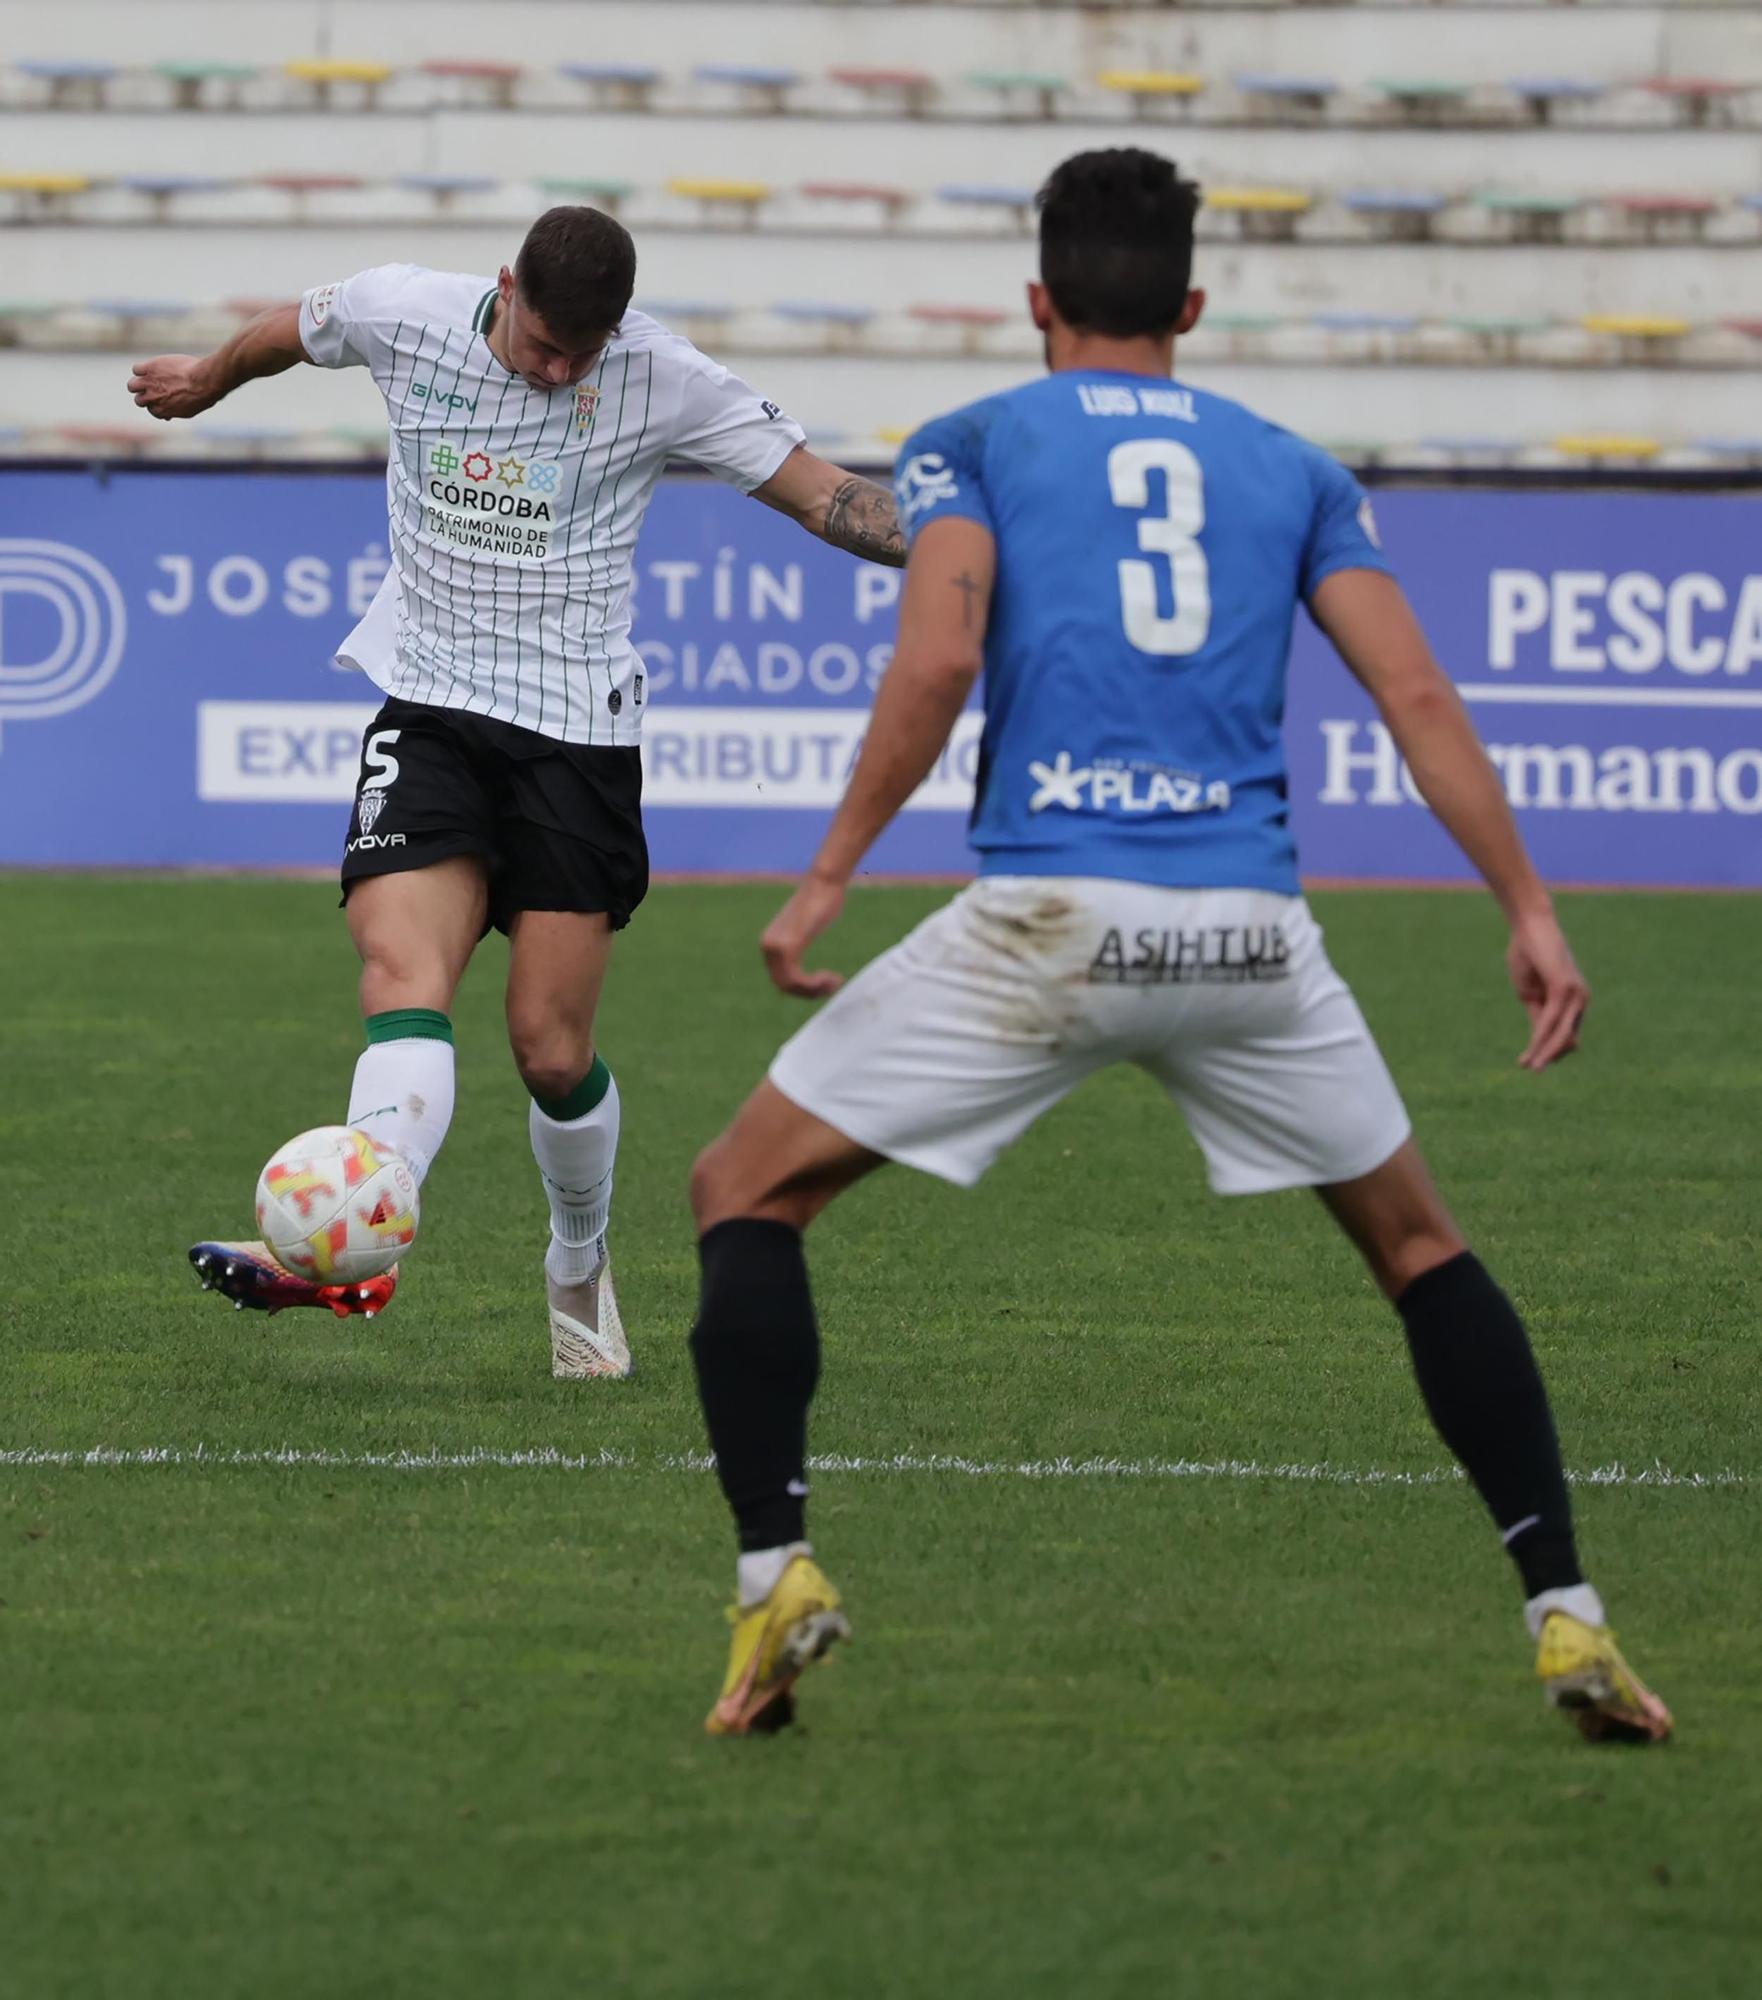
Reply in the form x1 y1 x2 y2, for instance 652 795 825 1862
298 264 421 370
1299 447 1394 599
893 411 994 546
669 353 806 491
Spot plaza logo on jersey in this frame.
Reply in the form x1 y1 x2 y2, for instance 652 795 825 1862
420 440 563 561
1027 751 1232 817
895 452 960 524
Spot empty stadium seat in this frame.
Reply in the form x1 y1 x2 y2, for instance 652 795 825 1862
829 67 935 116
800 181 913 222
1232 74 1337 121
966 70 1070 121
666 179 774 226
0 173 91 221
559 63 661 110
1554 435 1663 462
1474 191 1581 242
1372 78 1473 123
1197 312 1282 360
15 60 116 108
1612 194 1717 242
119 174 230 221
938 185 1036 230
421 60 522 109
258 174 368 218
86 299 193 342
909 304 1007 354
1449 316 1551 360
694 65 800 113
284 61 393 109
773 301 876 349
1507 77 1605 124
1641 77 1746 128
538 177 634 217
1098 71 1206 119
398 174 498 210
1341 190 1450 240
154 61 258 111
1582 313 1692 362
635 299 736 343
1205 187 1313 242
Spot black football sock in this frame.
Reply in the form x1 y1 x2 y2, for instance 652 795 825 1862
689 1218 820 1552
1395 1251 1583 1597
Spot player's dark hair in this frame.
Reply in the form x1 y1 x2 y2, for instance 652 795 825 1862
514 205 637 346
1036 149 1201 339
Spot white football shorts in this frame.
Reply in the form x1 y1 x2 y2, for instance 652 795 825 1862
769 876 1411 1194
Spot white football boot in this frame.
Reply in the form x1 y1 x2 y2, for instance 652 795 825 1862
547 1255 631 1379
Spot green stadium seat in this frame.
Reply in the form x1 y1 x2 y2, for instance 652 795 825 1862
1473 191 1581 243
154 61 258 111
966 70 1070 121
537 178 634 218
1371 79 1473 124
1448 315 1551 360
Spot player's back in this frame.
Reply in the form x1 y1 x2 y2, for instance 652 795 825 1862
895 371 1387 894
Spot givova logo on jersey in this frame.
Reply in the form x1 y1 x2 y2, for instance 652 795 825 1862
421 439 563 562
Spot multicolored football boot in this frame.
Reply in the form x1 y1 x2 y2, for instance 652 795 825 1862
1536 1611 1673 1744
188 1240 398 1319
705 1553 849 1737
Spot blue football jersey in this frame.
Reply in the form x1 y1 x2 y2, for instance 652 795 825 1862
893 372 1391 894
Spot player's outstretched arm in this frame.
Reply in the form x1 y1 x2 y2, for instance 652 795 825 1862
751 448 906 567
760 517 993 997
128 301 308 422
1310 567 1589 1071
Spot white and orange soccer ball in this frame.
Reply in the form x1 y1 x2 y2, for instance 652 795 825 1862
254 1126 419 1285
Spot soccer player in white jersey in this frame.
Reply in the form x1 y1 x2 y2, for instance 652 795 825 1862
127 206 905 1378
682 151 1671 1741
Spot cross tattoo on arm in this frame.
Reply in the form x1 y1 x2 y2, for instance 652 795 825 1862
952 570 985 630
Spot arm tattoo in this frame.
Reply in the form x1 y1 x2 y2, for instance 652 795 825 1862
822 476 906 567
952 571 984 630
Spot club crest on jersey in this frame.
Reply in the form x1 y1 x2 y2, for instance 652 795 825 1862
574 385 600 436
357 791 386 835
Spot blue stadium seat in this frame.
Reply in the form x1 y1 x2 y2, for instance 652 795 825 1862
694 64 800 111
774 302 876 349
938 184 1037 229
16 59 117 107
87 299 193 342
119 174 231 220
559 62 661 109
1232 73 1337 119
1342 190 1450 240
397 174 498 209
1506 77 1605 123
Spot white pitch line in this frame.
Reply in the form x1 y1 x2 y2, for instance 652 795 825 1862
0 1444 1746 1490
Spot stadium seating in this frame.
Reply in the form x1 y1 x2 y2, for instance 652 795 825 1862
0 0 1755 468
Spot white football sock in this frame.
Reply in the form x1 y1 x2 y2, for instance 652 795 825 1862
1525 1582 1606 1641
738 1542 812 1608
530 1064 620 1286
346 1013 456 1188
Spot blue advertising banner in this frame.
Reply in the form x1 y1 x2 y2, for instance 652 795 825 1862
0 467 1757 884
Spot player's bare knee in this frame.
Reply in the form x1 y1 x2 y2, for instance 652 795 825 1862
513 1040 594 1106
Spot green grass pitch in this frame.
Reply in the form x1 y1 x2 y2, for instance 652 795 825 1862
2 874 1758 1998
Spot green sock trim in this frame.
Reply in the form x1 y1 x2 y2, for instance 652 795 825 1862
534 1053 611 1122
365 1008 453 1047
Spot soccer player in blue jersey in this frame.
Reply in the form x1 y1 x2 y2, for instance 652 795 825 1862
685 149 1670 1742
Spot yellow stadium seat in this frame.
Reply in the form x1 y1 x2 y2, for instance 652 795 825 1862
0 172 91 218
286 60 393 84
1580 315 1692 339
1207 187 1312 213
667 178 773 224
1554 435 1663 461
1099 71 1205 99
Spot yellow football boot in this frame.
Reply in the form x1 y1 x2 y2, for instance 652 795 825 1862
705 1554 849 1737
1536 1611 1673 1743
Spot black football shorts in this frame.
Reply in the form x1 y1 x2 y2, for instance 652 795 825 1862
339 695 649 932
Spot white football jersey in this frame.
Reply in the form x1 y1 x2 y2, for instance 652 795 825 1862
299 263 805 745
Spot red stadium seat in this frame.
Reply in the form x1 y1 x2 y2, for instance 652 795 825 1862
828 67 935 116
800 181 913 222
1611 193 1717 242
421 60 522 109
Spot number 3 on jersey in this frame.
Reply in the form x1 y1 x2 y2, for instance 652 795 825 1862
1107 438 1211 657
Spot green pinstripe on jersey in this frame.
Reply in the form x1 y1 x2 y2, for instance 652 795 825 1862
298 266 805 745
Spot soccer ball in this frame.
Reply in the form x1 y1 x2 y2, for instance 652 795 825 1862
255 1126 419 1285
